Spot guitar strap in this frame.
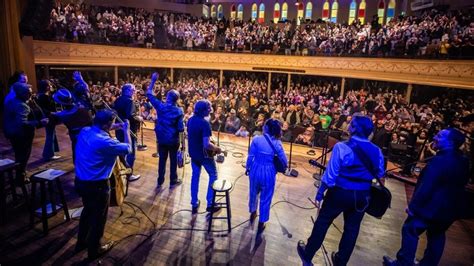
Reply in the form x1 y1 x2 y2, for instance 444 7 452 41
345 140 384 186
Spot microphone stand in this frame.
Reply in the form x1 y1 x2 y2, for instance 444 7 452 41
284 134 297 177
137 120 148 151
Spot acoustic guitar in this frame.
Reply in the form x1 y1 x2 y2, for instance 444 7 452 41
110 156 132 207
204 139 228 159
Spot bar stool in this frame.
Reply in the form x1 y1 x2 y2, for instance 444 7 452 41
208 179 233 233
30 170 70 234
0 160 29 224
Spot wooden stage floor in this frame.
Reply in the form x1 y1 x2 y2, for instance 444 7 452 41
0 125 473 266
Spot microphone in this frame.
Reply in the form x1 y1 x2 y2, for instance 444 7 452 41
308 159 326 170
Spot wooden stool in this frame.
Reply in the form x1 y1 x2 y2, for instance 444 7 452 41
0 160 29 224
208 179 233 233
30 170 70 234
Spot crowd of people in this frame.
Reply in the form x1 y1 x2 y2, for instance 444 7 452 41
37 3 474 59
3 67 473 264
40 69 473 168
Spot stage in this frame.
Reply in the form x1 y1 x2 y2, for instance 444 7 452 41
0 125 473 265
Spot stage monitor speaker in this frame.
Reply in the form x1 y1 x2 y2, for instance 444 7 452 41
19 0 54 36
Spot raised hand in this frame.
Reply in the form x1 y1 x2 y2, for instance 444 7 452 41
72 71 83 82
151 72 159 82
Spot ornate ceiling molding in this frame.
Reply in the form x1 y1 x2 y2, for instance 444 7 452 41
33 41 474 89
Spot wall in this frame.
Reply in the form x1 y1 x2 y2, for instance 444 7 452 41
205 0 402 24
32 41 474 90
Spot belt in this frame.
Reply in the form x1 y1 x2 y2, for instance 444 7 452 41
75 178 109 186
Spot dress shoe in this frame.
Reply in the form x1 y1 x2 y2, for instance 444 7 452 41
88 241 114 260
170 179 183 188
249 211 257 223
257 222 266 234
383 255 397 266
192 200 200 214
297 240 313 265
206 205 221 213
128 174 141 182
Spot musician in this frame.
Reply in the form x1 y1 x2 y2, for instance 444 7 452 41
383 128 470 266
4 71 28 104
187 100 222 214
113 83 142 181
36 80 61 161
3 82 49 184
246 119 288 234
74 109 131 261
297 115 385 266
147 72 185 188
51 89 93 162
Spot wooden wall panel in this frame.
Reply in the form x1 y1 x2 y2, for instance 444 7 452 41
33 41 474 90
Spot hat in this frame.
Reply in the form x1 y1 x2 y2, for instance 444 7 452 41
230 109 236 114
53 89 73 105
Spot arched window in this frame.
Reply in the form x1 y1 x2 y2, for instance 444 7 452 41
305 2 313 20
230 4 236 19
237 4 244 20
281 2 288 21
386 0 396 23
274 3 281 23
330 0 338 23
251 3 258 21
348 0 357 24
322 0 330 21
297 2 304 25
358 0 366 24
258 3 265 23
217 4 224 20
211 5 216 19
378 0 385 24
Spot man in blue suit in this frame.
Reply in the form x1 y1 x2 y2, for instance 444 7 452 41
383 128 470 266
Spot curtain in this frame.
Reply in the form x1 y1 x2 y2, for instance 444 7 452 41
0 0 29 103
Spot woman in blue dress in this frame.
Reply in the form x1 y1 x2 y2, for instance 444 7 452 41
246 119 288 234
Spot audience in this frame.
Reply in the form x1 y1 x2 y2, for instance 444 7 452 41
38 4 474 59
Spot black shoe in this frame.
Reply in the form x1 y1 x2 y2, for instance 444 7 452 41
157 179 164 188
170 179 183 188
257 222 266 234
88 241 114 260
249 211 257 224
297 240 313 265
192 200 200 214
383 256 397 266
206 205 221 213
